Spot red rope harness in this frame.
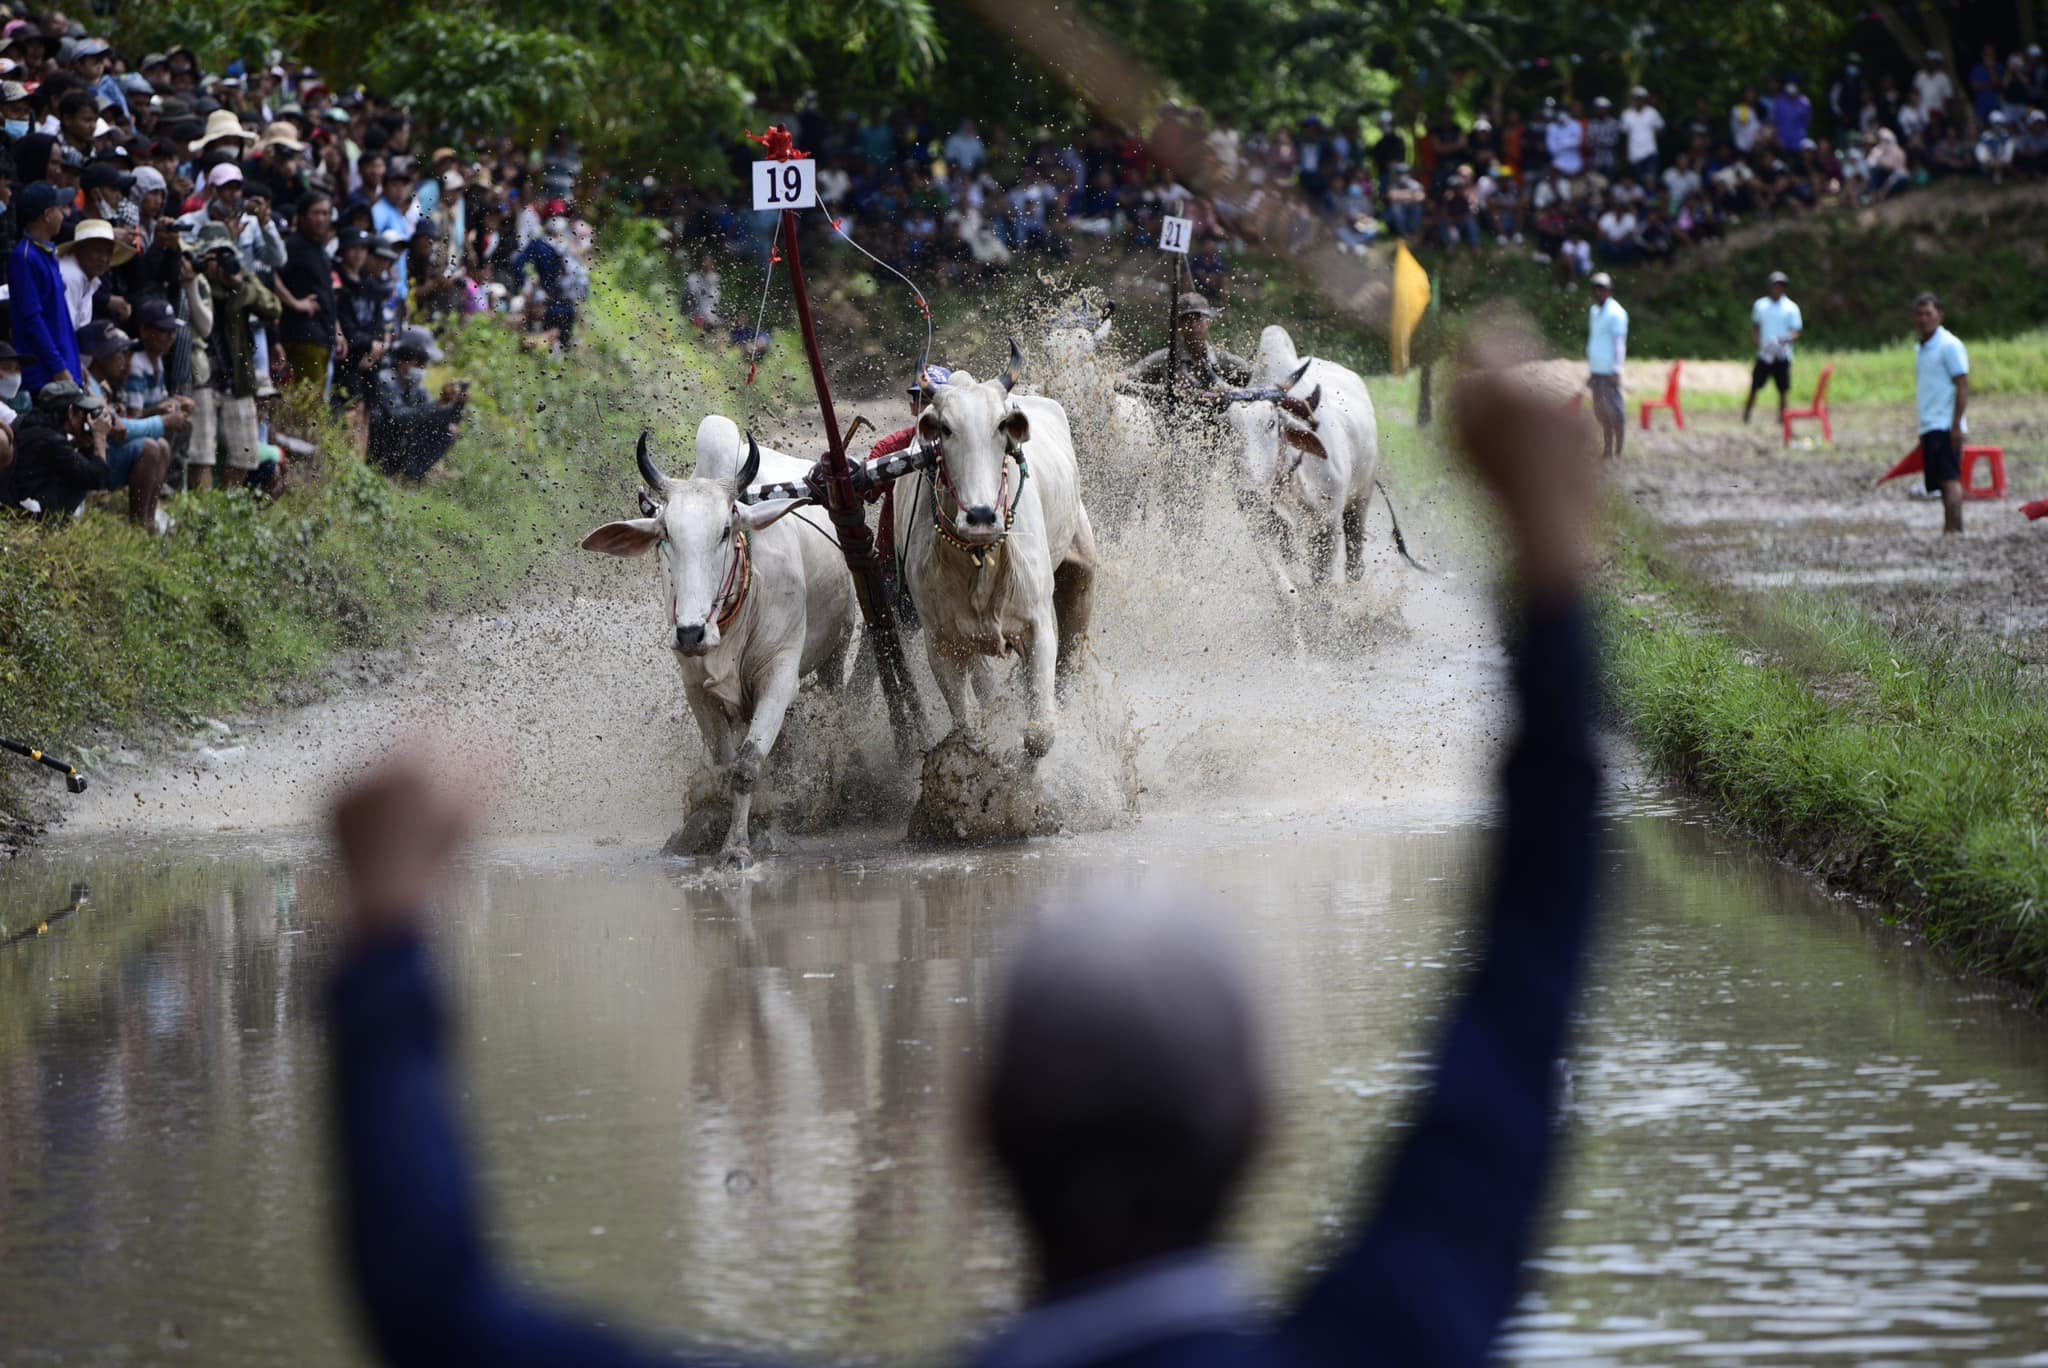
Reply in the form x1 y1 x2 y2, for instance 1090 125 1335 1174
712 530 752 632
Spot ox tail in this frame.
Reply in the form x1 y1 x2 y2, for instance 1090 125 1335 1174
1375 479 1431 574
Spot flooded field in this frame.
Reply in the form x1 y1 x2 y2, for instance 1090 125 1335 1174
5 385 2046 1366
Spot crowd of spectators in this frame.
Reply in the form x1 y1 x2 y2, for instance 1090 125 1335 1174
660 43 2048 319
0 11 597 534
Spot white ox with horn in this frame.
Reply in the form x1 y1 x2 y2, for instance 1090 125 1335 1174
581 417 856 866
1225 325 1382 591
896 343 1098 759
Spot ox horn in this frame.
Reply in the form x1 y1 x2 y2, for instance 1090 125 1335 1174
636 429 668 489
1002 337 1024 392
1100 300 1116 321
738 431 762 494
914 340 930 389
1284 359 1312 390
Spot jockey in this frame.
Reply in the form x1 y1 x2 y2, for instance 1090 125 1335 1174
867 361 951 585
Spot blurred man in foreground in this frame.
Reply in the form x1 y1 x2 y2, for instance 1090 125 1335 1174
326 325 1602 1367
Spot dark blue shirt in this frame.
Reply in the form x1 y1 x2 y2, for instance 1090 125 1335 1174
11 236 81 394
330 604 1601 1368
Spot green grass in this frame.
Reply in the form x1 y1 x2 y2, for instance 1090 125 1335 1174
1601 532 2048 1004
0 225 806 824
1662 327 2048 413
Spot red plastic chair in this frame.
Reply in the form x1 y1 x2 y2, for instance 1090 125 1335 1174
1782 364 1834 445
1962 446 2007 500
1638 361 1684 431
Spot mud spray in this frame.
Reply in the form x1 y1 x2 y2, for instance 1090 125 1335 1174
57 292 1501 851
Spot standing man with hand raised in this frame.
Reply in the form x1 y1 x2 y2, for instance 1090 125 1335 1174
1743 271 1803 428
1912 292 1968 535
1586 271 1629 459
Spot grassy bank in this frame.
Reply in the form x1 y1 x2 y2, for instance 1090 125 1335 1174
0 229 803 828
1600 530 2048 1006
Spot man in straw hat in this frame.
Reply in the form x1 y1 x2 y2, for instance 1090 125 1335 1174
57 218 137 333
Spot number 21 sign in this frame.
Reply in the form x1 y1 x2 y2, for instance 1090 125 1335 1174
1159 215 1192 254
753 159 818 211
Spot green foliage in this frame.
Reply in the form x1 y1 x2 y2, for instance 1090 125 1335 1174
107 0 332 68
362 11 594 138
1602 537 2048 1005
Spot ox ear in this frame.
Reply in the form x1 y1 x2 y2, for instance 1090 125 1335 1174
1281 424 1328 461
1276 390 1321 428
580 517 664 557
918 409 943 442
1000 408 1031 446
734 497 806 532
1092 303 1116 343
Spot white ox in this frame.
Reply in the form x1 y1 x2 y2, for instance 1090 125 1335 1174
895 347 1098 758
1040 302 1162 529
581 416 856 866
1225 325 1385 592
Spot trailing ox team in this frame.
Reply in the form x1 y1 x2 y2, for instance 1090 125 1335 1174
586 297 1401 856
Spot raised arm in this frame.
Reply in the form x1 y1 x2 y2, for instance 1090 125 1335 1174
1287 329 1601 1366
327 764 726 1368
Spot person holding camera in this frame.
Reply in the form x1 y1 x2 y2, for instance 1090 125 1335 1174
187 225 280 491
368 325 466 481
0 379 115 522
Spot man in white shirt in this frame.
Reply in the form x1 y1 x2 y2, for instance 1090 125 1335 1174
1596 196 1639 265
1744 270 1804 426
1620 87 1665 182
1913 51 1954 121
1586 271 1629 458
1546 108 1585 178
1911 292 1969 533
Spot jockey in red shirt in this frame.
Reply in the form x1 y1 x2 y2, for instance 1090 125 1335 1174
867 361 951 580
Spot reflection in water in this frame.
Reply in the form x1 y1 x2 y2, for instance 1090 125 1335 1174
2 809 2046 1364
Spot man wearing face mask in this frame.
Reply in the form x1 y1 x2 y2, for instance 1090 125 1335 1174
11 181 82 394
0 342 26 475
368 324 465 481
1 77 34 141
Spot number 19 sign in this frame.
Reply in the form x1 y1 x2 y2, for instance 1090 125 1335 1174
1159 215 1192 254
753 159 818 211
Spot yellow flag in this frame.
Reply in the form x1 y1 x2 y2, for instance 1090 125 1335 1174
1390 241 1431 375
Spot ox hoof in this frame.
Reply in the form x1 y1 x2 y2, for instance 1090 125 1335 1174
718 844 755 871
1022 722 1054 760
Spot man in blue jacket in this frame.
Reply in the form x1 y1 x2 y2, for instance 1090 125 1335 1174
326 327 1602 1368
11 181 82 395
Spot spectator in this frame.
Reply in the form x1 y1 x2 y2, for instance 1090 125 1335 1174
1731 86 1763 152
504 217 581 348
943 117 986 173
1546 104 1585 178
372 166 417 289
58 219 134 332
1370 110 1405 193
188 227 279 491
1383 162 1425 239
1771 81 1813 152
1914 50 1954 123
683 253 721 330
12 181 82 393
1970 44 2002 124
0 341 23 473
334 227 390 424
1866 127 1911 199
1744 270 1803 426
275 190 341 396
369 324 467 481
1621 87 1664 182
2017 109 2048 178
0 379 110 521
1587 97 1622 176
1595 193 1639 265
77 320 174 529
1975 111 2016 184
124 298 193 437
81 159 137 228
1829 56 1867 136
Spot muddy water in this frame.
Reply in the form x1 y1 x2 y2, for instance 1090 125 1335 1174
4 801 2048 1365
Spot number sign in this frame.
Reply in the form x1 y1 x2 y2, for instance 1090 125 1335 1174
1159 215 1192 254
753 159 818 211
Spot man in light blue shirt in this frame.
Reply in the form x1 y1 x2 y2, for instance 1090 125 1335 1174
1586 271 1628 458
1744 270 1804 426
1912 291 1969 534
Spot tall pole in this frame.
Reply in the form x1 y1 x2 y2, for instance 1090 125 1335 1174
777 209 923 755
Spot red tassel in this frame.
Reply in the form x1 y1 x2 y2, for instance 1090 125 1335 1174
746 358 759 386
770 250 782 264
744 125 809 162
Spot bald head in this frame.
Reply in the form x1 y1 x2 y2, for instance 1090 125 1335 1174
978 901 1268 1288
